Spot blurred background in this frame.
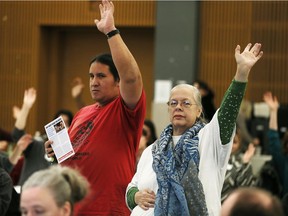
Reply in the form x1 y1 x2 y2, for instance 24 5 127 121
0 1 287 135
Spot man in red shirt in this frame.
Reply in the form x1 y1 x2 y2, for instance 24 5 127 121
45 0 146 215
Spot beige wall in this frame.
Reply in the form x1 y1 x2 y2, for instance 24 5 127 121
0 1 155 134
198 1 288 107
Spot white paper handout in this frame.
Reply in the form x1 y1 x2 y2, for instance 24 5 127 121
44 116 75 163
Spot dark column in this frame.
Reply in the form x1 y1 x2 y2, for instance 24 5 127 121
154 1 200 85
152 1 200 136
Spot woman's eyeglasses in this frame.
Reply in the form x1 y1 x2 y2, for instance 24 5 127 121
167 100 196 108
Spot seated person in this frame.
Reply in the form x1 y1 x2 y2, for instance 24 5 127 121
221 128 257 202
221 187 285 216
20 165 90 216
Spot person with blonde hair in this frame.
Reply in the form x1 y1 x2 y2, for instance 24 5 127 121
20 165 90 216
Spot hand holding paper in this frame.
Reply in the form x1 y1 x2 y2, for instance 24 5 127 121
44 116 75 163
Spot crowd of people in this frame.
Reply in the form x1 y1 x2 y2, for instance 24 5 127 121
0 0 287 215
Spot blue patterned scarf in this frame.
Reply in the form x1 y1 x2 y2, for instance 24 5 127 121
152 122 208 216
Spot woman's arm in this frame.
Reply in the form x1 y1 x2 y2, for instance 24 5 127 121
218 43 263 144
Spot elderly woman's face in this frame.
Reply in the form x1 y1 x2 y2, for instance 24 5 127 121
168 87 201 135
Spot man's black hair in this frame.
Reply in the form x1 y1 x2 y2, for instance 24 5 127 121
89 53 120 82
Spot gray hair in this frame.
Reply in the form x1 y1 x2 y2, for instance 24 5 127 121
170 84 205 122
22 165 89 213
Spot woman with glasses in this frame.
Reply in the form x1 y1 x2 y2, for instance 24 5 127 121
126 43 263 216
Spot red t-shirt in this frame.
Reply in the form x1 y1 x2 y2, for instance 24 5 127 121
63 91 146 215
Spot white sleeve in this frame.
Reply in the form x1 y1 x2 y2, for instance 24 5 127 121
125 144 154 210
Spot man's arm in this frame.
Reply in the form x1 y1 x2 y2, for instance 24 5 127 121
95 0 143 109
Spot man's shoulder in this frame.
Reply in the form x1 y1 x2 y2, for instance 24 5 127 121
76 104 97 114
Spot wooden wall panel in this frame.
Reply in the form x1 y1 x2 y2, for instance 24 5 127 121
199 1 288 108
1 0 287 135
250 2 288 104
0 1 155 134
199 2 253 107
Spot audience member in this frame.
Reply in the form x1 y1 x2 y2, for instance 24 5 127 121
45 0 146 214
237 99 261 151
0 134 32 216
126 43 263 215
40 109 74 141
0 127 13 152
0 134 32 174
263 91 288 198
54 110 74 128
193 79 216 122
221 187 285 216
71 79 152 168
282 193 288 216
137 120 157 164
221 128 257 202
0 127 14 171
71 78 154 169
71 77 86 110
257 160 283 198
12 88 74 185
20 165 90 216
143 119 157 146
236 111 260 151
0 167 13 216
0 128 13 143
11 87 51 186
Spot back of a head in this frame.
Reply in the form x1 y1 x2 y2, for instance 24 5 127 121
144 119 157 145
22 165 90 210
193 80 209 91
54 109 74 127
193 79 214 97
90 53 119 82
222 188 284 216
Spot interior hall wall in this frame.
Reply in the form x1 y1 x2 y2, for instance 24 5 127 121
198 1 288 108
0 1 155 134
1 1 288 135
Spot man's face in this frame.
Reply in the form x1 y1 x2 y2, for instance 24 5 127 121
89 62 119 106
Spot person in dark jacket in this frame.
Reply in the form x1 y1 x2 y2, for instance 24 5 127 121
193 79 216 122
